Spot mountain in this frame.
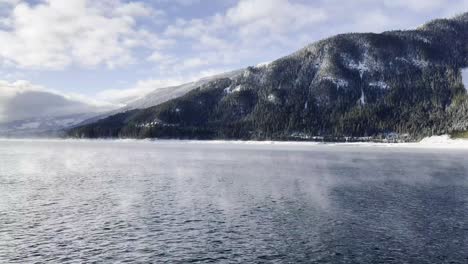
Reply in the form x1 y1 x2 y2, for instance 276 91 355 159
73 70 245 127
69 13 468 141
0 113 97 138
0 88 114 137
123 70 245 111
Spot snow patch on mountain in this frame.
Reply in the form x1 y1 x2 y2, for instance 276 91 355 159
462 68 468 90
415 35 431 44
342 46 384 79
268 94 278 103
359 89 366 105
225 84 244 94
369 81 390 89
235 85 243 92
321 76 349 88
346 58 370 78
396 57 430 68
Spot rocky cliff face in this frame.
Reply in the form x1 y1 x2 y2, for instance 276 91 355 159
69 13 468 141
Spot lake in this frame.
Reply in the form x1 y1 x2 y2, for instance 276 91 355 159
0 139 467 263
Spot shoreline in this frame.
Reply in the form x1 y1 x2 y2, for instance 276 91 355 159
1 135 468 149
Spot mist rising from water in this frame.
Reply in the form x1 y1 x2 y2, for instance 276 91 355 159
1 140 468 263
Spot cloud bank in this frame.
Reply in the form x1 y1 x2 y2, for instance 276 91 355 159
0 0 166 69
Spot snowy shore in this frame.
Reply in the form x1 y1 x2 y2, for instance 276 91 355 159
1 135 468 149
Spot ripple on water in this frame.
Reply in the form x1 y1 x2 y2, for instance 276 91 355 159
0 140 467 263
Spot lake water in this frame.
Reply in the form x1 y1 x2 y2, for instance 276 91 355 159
0 139 467 263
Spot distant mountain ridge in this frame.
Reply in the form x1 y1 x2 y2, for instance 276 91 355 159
69 13 468 141
0 113 97 138
0 88 115 137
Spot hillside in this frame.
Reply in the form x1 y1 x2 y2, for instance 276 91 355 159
69 13 468 141
73 70 245 127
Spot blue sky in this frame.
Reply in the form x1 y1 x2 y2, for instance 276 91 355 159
0 0 467 107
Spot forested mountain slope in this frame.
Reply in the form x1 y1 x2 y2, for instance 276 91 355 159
69 13 468 141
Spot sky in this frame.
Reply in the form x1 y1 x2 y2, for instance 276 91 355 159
0 0 467 122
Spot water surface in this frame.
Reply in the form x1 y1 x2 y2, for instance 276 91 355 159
0 140 467 263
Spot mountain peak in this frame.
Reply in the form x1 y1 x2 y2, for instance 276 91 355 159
69 13 468 141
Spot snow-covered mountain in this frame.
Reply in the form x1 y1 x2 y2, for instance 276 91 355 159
74 69 245 126
69 12 468 141
123 70 244 111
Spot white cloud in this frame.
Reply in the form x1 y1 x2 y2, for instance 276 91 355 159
441 0 468 17
166 0 327 39
350 10 396 33
0 0 20 5
0 0 165 69
160 0 328 73
0 80 42 98
383 0 445 12
114 2 154 17
155 0 201 6
225 0 327 37
147 51 177 65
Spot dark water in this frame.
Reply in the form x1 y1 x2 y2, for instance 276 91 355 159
0 140 467 263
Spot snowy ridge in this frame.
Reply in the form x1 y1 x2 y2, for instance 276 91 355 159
321 76 349 88
77 69 246 126
369 81 390 89
123 69 244 111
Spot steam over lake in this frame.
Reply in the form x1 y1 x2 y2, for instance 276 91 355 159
0 139 467 263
